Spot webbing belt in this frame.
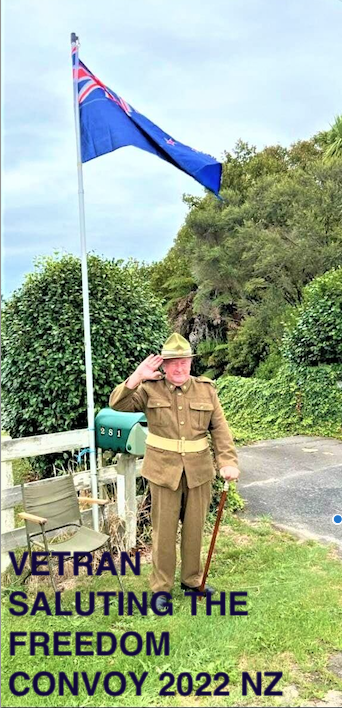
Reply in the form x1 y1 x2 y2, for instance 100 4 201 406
146 432 209 454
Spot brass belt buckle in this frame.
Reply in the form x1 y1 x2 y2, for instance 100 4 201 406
177 438 185 454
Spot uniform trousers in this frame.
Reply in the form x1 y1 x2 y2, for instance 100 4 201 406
149 472 212 593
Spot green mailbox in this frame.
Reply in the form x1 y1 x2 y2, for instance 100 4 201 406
95 408 147 456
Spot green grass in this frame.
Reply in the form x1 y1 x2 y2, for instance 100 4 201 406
10 458 35 527
12 457 36 486
2 516 342 707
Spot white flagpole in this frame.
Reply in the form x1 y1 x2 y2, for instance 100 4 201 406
71 32 99 531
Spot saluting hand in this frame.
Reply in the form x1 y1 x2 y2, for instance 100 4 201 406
126 354 164 389
135 354 164 381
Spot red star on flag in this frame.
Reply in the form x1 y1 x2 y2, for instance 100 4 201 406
165 138 176 146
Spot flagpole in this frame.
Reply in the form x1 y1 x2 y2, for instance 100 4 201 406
71 32 99 531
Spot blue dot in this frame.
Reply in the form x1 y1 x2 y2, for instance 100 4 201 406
333 514 342 524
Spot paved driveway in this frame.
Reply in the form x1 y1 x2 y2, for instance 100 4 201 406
237 436 342 553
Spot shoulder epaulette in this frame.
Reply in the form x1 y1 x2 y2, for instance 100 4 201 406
195 376 216 387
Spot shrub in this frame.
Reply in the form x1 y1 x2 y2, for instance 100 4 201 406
282 267 342 366
1 254 169 474
254 350 283 380
217 363 342 445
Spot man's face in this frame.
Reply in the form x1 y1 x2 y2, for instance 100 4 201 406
162 357 192 386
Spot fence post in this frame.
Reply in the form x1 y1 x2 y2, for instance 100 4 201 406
116 454 137 551
1 436 14 572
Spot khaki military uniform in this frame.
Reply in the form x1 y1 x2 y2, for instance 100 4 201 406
109 374 239 592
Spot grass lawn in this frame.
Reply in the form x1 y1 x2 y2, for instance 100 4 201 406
1 514 342 707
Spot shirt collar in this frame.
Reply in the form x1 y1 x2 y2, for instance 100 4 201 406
165 377 192 393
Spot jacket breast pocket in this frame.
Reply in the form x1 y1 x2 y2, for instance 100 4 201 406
189 401 214 432
146 399 171 429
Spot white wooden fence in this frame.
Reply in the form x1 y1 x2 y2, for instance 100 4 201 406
1 429 143 571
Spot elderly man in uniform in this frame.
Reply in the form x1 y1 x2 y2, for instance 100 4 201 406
109 333 240 609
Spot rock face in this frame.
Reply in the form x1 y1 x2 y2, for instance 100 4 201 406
328 653 342 680
309 690 342 707
271 684 342 707
282 684 299 702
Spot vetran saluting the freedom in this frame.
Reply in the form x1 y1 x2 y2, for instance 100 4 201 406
109 333 240 609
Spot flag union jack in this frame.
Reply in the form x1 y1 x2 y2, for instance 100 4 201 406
72 51 132 115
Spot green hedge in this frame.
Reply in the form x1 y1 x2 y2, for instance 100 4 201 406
282 267 342 366
1 254 169 441
1 255 169 477
217 363 342 445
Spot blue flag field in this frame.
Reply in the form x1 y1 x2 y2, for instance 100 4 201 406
72 48 222 195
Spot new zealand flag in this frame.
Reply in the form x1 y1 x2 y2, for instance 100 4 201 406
72 48 222 195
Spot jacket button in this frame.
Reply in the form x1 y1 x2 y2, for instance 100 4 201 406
178 406 183 410
180 421 184 425
181 452 185 456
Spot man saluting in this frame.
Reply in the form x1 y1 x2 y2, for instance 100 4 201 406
109 333 240 609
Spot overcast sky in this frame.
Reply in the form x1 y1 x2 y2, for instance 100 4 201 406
2 0 341 298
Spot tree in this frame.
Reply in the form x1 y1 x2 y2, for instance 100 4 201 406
153 134 342 377
323 115 342 162
1 254 169 442
148 224 197 310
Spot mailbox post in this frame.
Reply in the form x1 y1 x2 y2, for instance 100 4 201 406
116 454 138 551
95 409 147 550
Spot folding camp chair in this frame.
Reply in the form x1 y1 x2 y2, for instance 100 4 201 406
18 475 123 592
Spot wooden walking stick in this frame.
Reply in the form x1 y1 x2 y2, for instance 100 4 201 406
198 480 229 600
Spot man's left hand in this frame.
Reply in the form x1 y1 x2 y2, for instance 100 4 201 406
220 466 240 481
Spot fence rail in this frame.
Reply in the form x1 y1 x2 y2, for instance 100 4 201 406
1 428 89 462
1 429 143 569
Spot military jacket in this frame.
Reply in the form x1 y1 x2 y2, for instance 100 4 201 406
109 375 239 490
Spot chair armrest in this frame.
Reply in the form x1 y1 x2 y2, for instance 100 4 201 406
78 497 109 506
18 512 47 525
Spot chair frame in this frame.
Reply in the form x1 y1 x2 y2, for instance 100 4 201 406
19 477 123 593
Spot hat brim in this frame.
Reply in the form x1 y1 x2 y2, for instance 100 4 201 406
161 353 197 359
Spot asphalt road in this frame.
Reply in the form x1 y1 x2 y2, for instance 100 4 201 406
237 436 342 553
